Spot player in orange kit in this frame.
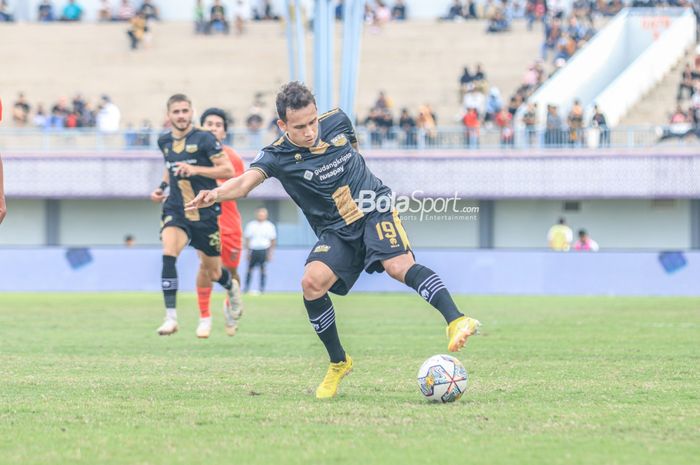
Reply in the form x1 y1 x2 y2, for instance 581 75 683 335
200 108 245 335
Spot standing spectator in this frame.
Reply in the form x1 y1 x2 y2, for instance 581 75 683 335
462 107 480 148
462 83 485 117
60 0 83 21
545 104 563 147
495 107 513 146
96 95 121 132
138 0 158 20
12 93 31 126
522 102 538 146
573 229 599 252
98 0 112 21
244 207 277 294
547 217 573 252
232 0 251 35
38 0 56 21
590 104 609 147
392 0 406 20
678 63 695 100
127 12 147 49
208 0 229 34
115 0 135 21
398 108 416 147
0 0 14 22
568 99 584 146
417 105 437 145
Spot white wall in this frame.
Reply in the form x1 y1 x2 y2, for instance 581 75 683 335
0 199 46 245
494 199 691 249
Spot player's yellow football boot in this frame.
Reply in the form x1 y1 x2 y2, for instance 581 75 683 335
315 354 353 399
447 316 481 352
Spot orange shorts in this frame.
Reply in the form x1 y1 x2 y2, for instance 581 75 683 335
220 232 242 269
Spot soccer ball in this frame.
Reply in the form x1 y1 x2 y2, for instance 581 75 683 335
417 354 468 403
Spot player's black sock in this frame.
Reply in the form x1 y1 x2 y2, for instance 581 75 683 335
216 267 232 290
304 294 346 363
161 255 178 311
404 264 463 324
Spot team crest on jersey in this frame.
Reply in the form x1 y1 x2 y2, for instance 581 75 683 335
185 144 198 153
294 153 303 162
303 170 313 180
313 245 331 253
331 134 348 147
163 147 169 155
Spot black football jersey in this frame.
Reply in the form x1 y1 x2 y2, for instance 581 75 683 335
157 128 224 222
250 108 391 236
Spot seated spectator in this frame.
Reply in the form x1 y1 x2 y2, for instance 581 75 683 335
472 63 487 92
670 105 688 124
138 0 158 21
373 0 391 26
98 0 112 21
208 0 230 34
33 104 48 129
440 0 464 21
392 0 406 21
60 0 83 21
542 18 562 61
374 90 393 111
115 0 135 21
525 0 545 30
573 229 599 251
464 0 477 19
484 87 503 123
194 0 206 33
555 32 577 62
486 1 511 33
38 0 55 22
232 0 250 35
12 93 31 126
506 95 520 116
49 107 67 129
127 12 147 49
0 0 14 22
253 0 278 21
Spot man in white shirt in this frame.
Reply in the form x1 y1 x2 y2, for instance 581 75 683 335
244 207 277 293
96 95 121 132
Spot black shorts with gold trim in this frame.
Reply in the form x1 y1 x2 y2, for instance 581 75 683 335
305 209 413 296
161 210 221 257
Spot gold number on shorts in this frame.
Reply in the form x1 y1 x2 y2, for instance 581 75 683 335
375 221 397 241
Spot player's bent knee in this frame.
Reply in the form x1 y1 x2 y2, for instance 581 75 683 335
383 254 414 282
301 273 330 299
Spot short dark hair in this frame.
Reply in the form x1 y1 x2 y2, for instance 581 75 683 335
276 81 316 122
167 93 191 110
200 107 229 131
558 217 566 224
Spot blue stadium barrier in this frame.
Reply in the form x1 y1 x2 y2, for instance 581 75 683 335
0 248 697 296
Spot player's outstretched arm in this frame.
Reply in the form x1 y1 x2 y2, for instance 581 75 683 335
185 168 265 210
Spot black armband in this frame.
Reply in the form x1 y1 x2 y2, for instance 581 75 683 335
158 181 168 191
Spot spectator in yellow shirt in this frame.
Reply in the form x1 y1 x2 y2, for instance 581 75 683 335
547 217 573 251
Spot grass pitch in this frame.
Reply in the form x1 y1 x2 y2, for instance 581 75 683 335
0 293 698 465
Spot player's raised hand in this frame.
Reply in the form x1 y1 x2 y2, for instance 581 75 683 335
185 189 218 211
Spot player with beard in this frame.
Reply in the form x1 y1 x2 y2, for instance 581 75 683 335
150 94 237 338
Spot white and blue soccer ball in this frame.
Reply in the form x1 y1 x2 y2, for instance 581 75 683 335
417 355 468 403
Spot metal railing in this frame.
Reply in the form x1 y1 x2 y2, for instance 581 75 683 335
0 125 698 152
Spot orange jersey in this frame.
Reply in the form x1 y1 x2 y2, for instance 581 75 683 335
218 146 245 235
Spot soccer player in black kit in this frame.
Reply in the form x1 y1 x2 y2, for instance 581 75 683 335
186 82 480 398
150 94 241 338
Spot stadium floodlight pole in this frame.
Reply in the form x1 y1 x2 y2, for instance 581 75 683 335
294 0 307 83
314 0 335 113
339 0 366 123
283 0 297 80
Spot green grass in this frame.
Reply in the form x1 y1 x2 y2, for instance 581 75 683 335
0 293 698 465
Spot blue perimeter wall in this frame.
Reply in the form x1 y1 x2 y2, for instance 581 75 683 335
0 248 697 296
